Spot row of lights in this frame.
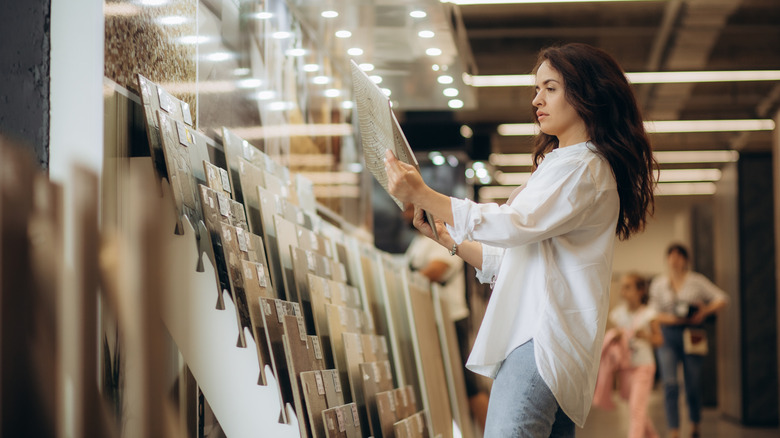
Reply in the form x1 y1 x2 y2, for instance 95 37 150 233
154 6 466 110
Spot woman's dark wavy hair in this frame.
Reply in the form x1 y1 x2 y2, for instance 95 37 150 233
531 43 656 240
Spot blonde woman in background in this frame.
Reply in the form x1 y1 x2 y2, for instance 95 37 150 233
593 273 663 438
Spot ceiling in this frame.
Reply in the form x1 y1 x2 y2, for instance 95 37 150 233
443 0 780 157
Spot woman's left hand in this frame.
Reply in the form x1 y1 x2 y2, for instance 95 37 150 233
384 149 428 205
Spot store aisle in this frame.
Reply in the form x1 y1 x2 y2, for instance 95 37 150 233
578 386 779 438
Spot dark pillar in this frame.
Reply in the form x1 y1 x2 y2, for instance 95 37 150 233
738 152 779 426
0 1 51 169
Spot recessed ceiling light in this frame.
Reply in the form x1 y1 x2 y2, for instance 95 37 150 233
267 101 293 111
312 76 330 85
233 67 251 76
347 48 363 56
358 63 375 71
342 101 354 109
178 35 210 45
418 30 435 38
204 52 234 62
369 75 382 84
285 48 306 57
248 12 273 20
272 31 292 39
335 30 352 38
443 87 459 97
426 48 442 56
437 75 454 84
324 89 341 97
321 10 338 18
156 15 187 25
448 99 464 109
381 88 392 96
254 90 276 100
303 64 320 72
236 78 262 88
410 10 427 18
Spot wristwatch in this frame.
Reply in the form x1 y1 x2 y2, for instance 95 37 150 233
449 242 458 256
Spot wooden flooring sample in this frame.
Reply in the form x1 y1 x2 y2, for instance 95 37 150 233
283 314 326 438
361 361 395 438
321 369 345 408
375 390 398 438
301 370 330 438
322 406 347 438
235 157 265 234
259 298 301 413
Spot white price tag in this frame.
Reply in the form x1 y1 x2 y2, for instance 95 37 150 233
217 193 230 217
219 168 232 193
257 264 267 288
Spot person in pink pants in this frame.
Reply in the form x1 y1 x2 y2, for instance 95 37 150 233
593 273 664 438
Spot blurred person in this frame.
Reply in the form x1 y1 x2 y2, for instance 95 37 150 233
384 43 656 437
649 244 728 438
593 273 663 438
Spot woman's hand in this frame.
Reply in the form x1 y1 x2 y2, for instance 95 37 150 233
384 149 428 205
412 206 450 244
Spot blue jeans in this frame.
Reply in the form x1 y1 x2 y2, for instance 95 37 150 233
483 340 575 438
656 326 704 429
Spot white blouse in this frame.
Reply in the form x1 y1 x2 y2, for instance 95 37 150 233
446 141 619 427
648 271 728 318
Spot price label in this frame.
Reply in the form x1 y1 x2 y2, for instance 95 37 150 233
236 228 248 252
315 371 325 395
323 281 331 300
297 317 307 341
336 408 345 432
219 168 231 193
312 337 323 360
306 251 316 271
333 372 342 393
372 362 381 383
275 300 285 323
324 260 331 277
217 193 230 217
257 264 267 288
351 404 360 427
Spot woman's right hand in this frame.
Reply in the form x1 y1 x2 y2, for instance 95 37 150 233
412 206 449 244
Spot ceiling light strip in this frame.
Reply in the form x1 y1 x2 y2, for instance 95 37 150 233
498 120 774 136
480 182 717 200
466 70 780 87
491 150 738 166
447 0 660 5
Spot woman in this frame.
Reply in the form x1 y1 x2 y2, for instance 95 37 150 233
649 244 727 438
593 273 663 438
384 43 656 437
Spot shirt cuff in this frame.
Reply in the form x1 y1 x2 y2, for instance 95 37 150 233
475 244 504 286
445 197 482 244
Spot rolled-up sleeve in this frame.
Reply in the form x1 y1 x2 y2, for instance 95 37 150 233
475 243 504 285
447 158 600 249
